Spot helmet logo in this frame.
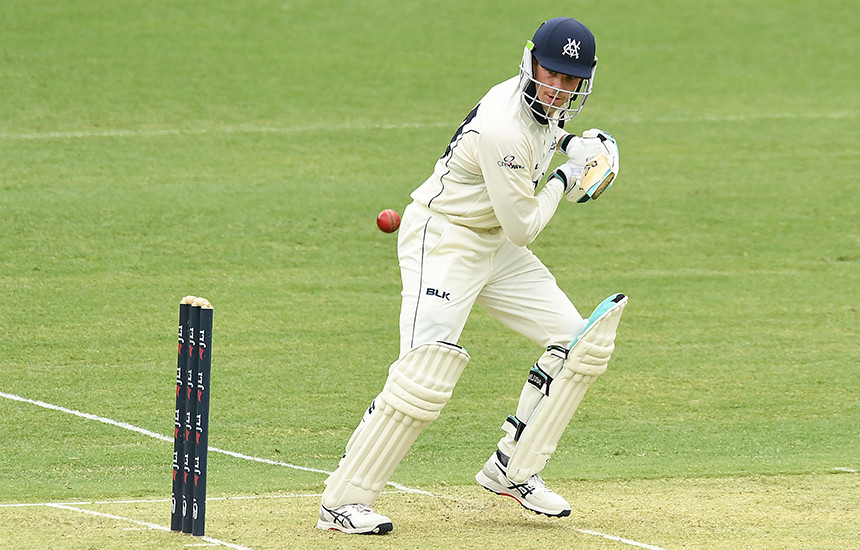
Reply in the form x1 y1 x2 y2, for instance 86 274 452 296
562 38 581 59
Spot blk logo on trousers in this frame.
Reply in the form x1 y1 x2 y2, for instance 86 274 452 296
426 288 451 301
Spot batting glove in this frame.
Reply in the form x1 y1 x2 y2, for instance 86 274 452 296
556 129 620 203
560 128 618 169
549 161 585 199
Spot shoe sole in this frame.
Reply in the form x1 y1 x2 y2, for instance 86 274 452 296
316 519 393 535
475 471 571 518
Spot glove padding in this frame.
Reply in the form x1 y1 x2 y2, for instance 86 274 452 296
553 129 620 203
560 128 605 166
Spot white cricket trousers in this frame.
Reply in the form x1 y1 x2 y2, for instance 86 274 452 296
397 202 585 356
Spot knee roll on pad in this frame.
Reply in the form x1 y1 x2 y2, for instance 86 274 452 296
506 293 627 483
321 342 470 508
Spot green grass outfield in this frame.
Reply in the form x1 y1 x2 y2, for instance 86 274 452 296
1 0 858 548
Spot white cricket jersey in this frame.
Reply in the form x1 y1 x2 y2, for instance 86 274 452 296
410 76 569 246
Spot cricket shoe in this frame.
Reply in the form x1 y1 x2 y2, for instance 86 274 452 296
317 503 393 535
475 450 571 517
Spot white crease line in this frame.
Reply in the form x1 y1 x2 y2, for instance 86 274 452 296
0 391 431 495
0 391 323 472
0 111 855 140
2 390 665 550
210 445 431 495
0 491 418 509
577 528 670 550
45 503 254 550
11 495 672 550
0 390 174 441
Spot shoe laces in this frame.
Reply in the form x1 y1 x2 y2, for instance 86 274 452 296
529 474 547 490
345 503 373 515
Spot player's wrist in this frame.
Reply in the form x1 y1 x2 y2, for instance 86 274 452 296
550 163 583 193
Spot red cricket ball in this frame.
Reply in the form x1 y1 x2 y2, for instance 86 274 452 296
376 209 401 233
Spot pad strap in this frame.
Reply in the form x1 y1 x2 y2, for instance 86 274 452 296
506 294 627 483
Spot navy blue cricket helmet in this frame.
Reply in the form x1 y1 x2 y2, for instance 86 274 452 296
519 17 597 122
531 17 596 78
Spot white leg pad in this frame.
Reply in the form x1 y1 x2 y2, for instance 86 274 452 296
497 345 568 457
506 294 627 483
321 342 469 508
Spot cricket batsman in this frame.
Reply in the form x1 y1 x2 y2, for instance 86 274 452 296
317 16 627 534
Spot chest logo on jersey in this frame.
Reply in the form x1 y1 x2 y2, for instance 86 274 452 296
498 155 525 170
